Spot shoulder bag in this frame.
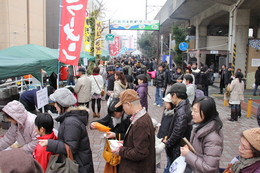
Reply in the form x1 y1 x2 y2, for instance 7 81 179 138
93 76 105 97
103 133 121 166
46 143 78 173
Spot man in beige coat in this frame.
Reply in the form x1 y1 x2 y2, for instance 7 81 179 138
74 67 91 107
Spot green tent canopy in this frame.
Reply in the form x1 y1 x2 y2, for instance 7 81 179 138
0 54 42 80
0 44 95 81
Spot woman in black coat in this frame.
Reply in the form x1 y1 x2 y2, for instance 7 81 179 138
39 88 94 173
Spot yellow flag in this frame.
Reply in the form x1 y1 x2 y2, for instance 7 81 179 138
94 20 103 55
84 17 90 52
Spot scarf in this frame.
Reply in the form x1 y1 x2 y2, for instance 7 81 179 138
231 156 260 173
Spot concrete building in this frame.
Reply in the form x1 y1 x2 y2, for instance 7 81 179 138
0 0 46 49
155 0 260 88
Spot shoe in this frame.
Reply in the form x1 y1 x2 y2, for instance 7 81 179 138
93 112 97 118
253 94 257 96
153 103 157 106
96 112 100 118
228 118 234 122
157 105 161 107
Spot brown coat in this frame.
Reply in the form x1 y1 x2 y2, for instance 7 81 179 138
118 110 156 173
185 121 223 173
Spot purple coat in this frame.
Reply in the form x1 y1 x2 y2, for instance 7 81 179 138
135 83 148 111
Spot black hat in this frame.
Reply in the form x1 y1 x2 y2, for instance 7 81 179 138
167 83 186 94
77 67 86 73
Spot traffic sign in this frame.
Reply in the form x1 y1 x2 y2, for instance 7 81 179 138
105 34 115 41
179 42 188 51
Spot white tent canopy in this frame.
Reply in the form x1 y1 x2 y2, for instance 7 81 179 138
131 50 142 55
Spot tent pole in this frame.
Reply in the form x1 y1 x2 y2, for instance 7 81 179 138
57 0 63 89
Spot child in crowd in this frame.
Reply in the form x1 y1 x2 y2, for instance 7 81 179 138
157 94 175 139
152 118 165 169
195 84 205 99
33 113 57 172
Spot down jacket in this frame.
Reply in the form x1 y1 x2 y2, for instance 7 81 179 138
165 99 192 164
185 120 223 173
0 100 38 154
47 107 94 173
135 83 148 111
154 70 167 88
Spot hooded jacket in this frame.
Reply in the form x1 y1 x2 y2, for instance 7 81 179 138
185 121 223 173
0 100 38 154
110 80 127 98
135 83 148 111
47 107 94 173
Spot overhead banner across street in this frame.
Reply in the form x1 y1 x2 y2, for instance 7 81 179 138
109 19 160 30
58 0 88 66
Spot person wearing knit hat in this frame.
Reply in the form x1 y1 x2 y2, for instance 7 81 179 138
223 128 260 173
39 88 94 173
0 148 44 173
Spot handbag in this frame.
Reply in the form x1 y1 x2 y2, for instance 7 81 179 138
93 76 105 97
103 134 121 166
46 144 78 173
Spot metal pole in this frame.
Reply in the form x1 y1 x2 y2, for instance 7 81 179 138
145 0 147 20
169 33 171 69
156 31 160 65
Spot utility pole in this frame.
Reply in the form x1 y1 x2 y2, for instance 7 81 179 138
145 0 147 20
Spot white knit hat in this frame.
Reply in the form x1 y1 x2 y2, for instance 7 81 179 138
49 88 77 107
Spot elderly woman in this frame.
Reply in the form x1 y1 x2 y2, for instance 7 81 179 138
223 128 260 173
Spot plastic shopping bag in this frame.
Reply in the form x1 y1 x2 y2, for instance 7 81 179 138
169 156 186 173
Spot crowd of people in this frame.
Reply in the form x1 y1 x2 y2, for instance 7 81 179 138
0 56 259 173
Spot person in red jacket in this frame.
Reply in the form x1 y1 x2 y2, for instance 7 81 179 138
33 113 57 172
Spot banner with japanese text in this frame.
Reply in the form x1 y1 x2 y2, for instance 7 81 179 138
58 0 88 66
94 20 102 55
84 10 90 52
110 37 120 56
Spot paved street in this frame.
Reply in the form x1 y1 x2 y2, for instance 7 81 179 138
0 84 259 173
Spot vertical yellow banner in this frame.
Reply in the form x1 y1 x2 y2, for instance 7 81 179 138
95 20 103 55
84 17 90 52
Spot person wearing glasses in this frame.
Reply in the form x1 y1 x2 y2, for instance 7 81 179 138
180 96 223 173
222 128 260 173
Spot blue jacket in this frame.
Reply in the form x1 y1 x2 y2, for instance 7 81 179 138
20 89 38 106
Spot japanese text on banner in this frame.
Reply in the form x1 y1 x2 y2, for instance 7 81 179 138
58 0 88 66
110 37 120 56
94 20 103 55
84 10 90 52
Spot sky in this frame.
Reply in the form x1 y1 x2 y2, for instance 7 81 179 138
101 0 167 36
103 0 167 20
